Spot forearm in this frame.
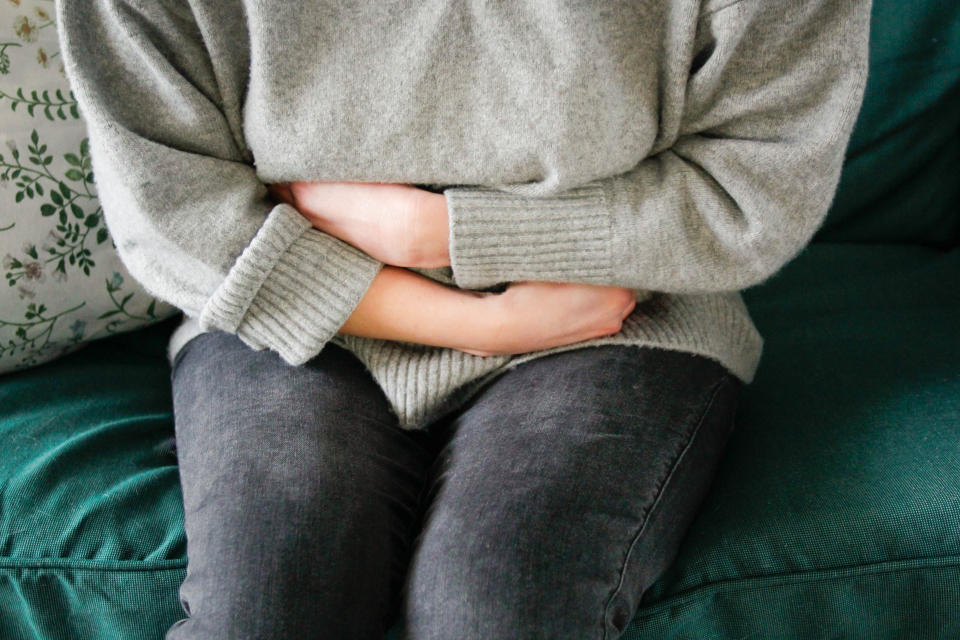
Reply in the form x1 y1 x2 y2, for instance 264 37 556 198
339 265 489 351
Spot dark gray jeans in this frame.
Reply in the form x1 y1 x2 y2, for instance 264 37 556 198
165 330 740 640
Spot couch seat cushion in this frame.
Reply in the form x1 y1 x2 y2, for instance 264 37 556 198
0 315 185 640
2 246 958 639
621 243 960 639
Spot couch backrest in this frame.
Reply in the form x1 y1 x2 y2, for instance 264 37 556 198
814 0 960 248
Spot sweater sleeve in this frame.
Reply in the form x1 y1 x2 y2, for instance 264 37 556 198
444 0 872 293
56 0 383 366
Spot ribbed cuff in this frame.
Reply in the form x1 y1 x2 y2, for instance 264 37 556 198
444 182 615 291
199 203 383 366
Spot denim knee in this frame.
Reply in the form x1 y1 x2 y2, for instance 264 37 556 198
168 331 436 640
399 345 740 640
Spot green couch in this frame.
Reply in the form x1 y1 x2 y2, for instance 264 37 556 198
1 1 957 638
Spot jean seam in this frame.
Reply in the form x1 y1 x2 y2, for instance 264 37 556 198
599 373 732 640
395 434 447 617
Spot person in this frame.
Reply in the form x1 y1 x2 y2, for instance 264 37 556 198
56 0 872 638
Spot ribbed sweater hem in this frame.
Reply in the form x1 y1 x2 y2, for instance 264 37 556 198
169 289 763 431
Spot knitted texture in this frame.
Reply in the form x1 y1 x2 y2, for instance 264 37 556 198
58 0 871 430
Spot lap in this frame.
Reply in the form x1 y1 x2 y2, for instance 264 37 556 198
168 330 437 638
402 344 740 639
416 344 738 505
168 333 740 638
169 329 435 479
171 329 422 444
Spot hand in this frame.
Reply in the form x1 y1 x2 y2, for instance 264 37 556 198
464 281 638 356
267 180 450 269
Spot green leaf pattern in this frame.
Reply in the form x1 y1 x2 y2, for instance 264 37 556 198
1 0 177 374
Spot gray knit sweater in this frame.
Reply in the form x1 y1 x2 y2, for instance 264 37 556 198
56 0 871 430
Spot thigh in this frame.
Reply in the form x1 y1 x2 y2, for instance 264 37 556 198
168 330 435 639
401 344 740 640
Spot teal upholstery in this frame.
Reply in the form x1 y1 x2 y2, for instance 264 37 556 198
813 0 960 247
626 244 960 638
1 1 957 638
0 317 185 639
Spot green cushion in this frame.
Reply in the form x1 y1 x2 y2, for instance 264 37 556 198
2 246 957 639
621 244 960 639
3 0 959 635
0 315 186 640
814 0 960 246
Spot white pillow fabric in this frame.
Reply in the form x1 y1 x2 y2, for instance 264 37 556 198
0 0 178 374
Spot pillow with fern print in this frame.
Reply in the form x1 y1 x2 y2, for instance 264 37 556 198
0 0 178 375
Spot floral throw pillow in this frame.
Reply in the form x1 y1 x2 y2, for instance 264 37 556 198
0 0 178 374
